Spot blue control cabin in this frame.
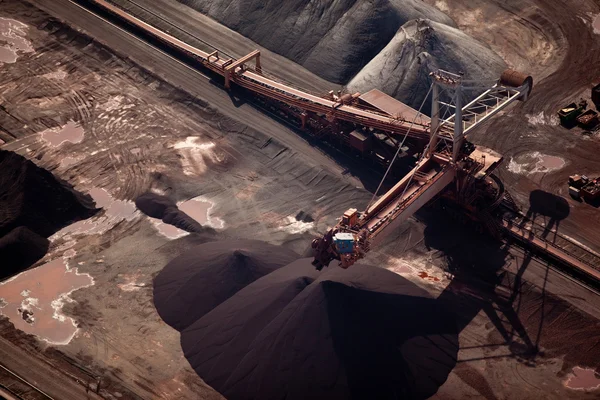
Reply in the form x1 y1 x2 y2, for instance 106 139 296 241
333 232 355 254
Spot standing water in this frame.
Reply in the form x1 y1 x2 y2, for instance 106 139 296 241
565 367 600 390
0 256 93 344
179 197 224 229
536 155 566 173
0 17 34 63
41 121 85 147
151 197 224 239
51 187 137 239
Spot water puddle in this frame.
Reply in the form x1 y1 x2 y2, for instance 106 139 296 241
150 197 224 239
150 219 188 240
88 188 137 219
536 155 565 172
171 137 222 176
508 152 566 175
41 121 85 147
0 46 17 63
0 17 34 63
51 187 137 240
565 367 600 390
0 254 93 345
177 197 224 229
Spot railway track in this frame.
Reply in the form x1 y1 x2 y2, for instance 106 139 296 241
111 0 325 96
0 363 54 400
108 0 236 60
500 207 600 287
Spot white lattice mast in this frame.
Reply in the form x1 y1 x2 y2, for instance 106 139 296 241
429 69 532 163
429 70 464 162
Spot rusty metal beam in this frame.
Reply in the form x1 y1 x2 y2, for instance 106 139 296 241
224 50 260 89
207 50 218 62
224 50 261 72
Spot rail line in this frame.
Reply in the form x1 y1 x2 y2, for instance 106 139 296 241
503 228 600 295
112 0 236 60
0 363 54 400
499 208 600 285
114 0 335 95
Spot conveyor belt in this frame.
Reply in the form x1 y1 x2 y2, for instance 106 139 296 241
500 212 600 284
76 0 437 140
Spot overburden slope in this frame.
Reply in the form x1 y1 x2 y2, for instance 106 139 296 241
179 0 455 83
348 19 506 109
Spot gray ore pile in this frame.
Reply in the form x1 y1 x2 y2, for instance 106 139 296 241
179 0 505 109
0 150 96 279
154 242 458 400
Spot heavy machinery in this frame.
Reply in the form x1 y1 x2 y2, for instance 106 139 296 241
311 70 533 270
569 174 600 201
558 99 587 127
576 109 599 129
79 0 598 277
592 83 600 110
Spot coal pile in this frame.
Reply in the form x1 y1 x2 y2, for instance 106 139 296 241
0 150 96 238
153 240 300 330
348 19 506 110
135 192 177 219
0 227 49 279
0 150 96 277
135 192 212 234
179 0 454 83
173 258 458 400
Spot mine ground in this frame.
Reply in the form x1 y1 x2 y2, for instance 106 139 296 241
1 0 600 399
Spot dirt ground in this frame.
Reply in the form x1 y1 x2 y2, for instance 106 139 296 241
430 0 600 253
1 0 600 399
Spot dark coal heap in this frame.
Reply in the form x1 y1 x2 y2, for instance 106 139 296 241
153 240 299 330
0 150 96 238
0 150 96 278
0 227 49 279
135 192 177 219
178 258 458 400
135 192 213 234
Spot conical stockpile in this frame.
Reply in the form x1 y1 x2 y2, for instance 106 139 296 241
154 243 458 400
153 240 299 330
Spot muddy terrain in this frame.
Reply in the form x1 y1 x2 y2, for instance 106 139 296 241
0 0 600 399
